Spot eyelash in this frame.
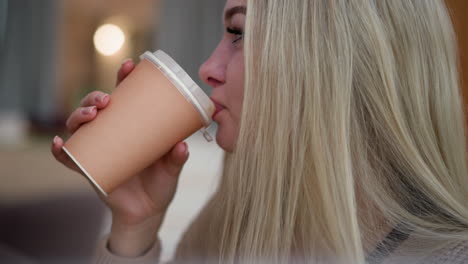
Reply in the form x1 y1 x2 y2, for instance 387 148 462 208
226 27 243 44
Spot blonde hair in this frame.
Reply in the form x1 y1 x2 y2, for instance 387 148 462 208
181 0 468 263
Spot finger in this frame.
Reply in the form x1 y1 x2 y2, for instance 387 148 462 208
65 106 97 133
51 136 80 173
79 91 110 109
116 59 135 85
163 142 189 177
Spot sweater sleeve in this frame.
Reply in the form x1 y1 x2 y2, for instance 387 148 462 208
91 235 162 264
428 240 468 264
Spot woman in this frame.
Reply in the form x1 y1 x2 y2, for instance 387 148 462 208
51 0 468 263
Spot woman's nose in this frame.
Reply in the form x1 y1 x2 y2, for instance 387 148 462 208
199 46 226 88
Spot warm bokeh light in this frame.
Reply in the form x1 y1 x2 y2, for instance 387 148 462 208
93 24 125 56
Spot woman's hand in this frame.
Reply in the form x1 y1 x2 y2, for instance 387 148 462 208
51 59 189 257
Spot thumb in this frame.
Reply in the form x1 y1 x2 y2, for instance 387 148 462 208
163 142 189 176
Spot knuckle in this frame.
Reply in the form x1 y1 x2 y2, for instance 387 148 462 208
53 152 61 162
65 117 72 130
66 123 74 133
57 157 67 166
66 114 78 132
79 95 90 105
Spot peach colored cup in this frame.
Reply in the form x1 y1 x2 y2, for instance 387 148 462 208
62 50 215 197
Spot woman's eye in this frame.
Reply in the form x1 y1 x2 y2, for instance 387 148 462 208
226 27 243 44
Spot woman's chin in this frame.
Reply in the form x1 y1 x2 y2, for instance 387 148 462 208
216 133 233 152
213 112 237 152
215 128 235 153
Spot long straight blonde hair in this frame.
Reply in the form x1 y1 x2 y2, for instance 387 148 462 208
178 0 468 263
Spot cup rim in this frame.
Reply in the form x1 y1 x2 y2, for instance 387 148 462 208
140 50 214 127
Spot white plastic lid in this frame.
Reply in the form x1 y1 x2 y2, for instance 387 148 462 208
141 50 215 141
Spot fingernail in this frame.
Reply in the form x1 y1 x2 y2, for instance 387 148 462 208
53 136 59 145
95 94 108 103
82 106 96 115
122 58 132 65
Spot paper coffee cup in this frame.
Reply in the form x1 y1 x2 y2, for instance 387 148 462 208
62 50 215 196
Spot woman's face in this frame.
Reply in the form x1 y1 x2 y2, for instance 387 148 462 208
199 0 246 153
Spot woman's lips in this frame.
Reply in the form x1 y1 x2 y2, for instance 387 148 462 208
210 98 225 119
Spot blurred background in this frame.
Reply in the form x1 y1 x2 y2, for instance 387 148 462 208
0 0 225 263
0 0 467 263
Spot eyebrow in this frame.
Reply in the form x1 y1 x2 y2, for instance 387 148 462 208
224 6 247 21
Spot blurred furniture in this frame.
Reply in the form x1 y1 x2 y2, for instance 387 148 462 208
0 194 105 263
0 0 63 146
0 143 107 263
